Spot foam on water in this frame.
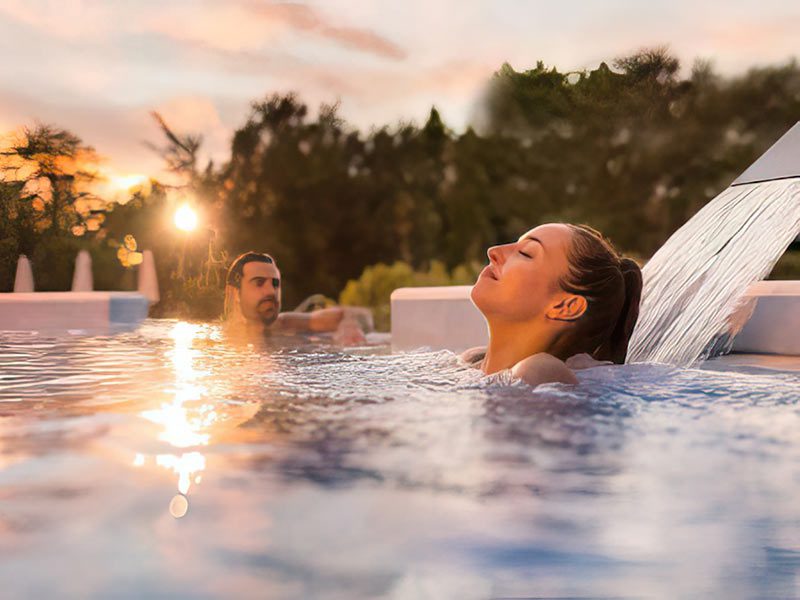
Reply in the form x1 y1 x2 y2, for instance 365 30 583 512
628 178 800 365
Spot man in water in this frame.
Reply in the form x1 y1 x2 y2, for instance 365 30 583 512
222 251 372 342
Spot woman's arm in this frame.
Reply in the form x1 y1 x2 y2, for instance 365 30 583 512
511 353 578 386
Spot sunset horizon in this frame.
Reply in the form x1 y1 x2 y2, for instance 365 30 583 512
2 0 799 188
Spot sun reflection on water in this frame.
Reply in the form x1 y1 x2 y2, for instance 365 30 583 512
129 321 261 518
156 452 206 494
138 322 211 516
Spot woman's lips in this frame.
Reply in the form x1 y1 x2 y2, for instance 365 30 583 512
480 265 498 281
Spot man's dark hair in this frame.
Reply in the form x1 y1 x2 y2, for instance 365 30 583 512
226 252 276 288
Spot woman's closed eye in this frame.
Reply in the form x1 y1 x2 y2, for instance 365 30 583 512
518 250 533 259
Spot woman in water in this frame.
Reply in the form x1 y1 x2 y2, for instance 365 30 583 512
464 223 642 386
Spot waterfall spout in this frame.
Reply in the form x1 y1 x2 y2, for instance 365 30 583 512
628 122 800 365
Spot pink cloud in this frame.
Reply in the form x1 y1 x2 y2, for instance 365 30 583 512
0 0 115 41
253 2 406 60
142 1 405 60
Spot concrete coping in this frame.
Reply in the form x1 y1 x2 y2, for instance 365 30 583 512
0 291 150 332
740 280 800 296
0 291 147 303
391 285 473 301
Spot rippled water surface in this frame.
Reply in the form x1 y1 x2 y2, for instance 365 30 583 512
1 320 799 599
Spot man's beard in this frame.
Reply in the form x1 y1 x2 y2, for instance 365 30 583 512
257 297 280 326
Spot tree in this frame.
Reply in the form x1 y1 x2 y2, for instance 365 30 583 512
0 125 105 290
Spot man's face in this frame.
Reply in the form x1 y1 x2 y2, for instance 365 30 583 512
239 261 282 326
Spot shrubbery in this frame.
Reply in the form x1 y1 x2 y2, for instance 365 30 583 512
339 260 481 331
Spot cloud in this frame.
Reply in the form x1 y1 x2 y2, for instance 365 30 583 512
0 0 405 61
0 0 116 41
142 1 405 60
2 0 799 183
251 2 406 60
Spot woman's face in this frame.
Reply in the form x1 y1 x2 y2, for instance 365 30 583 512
471 223 574 323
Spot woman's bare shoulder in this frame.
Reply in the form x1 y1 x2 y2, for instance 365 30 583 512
511 353 578 386
564 353 613 370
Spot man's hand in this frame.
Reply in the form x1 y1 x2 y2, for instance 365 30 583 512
332 313 367 345
341 306 374 333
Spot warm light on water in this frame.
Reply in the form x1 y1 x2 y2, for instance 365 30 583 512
139 322 212 502
169 494 189 519
1 320 799 598
173 203 198 232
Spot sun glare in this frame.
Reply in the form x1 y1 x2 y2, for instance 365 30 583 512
174 204 198 232
111 174 147 191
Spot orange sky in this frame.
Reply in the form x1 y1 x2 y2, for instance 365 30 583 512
1 0 798 195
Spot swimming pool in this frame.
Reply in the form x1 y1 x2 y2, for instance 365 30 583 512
1 319 799 599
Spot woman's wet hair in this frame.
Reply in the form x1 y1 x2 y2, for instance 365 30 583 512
225 252 275 288
553 224 643 364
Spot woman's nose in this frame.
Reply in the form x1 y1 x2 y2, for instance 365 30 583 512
487 243 511 266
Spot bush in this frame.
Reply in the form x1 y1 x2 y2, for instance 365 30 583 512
30 234 85 291
339 260 481 331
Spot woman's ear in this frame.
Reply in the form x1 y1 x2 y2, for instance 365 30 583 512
545 295 587 322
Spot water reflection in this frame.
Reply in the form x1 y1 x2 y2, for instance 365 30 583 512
2 321 800 597
134 322 208 515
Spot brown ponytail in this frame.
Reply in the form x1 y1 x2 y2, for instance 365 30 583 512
553 225 643 364
594 257 643 363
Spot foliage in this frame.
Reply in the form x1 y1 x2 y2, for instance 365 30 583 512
99 183 228 317
0 125 105 291
339 260 482 331
2 48 800 317
477 49 800 254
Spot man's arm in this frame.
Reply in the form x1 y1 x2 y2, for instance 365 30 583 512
275 308 342 333
276 307 373 334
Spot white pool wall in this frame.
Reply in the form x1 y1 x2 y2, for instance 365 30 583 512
391 282 800 356
0 292 150 331
730 280 800 355
391 286 487 352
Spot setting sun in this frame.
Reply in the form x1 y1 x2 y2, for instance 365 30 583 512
174 204 198 232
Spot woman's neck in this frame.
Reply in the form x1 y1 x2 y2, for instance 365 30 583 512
482 320 555 374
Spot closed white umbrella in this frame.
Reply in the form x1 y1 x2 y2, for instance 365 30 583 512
71 250 93 292
138 250 160 304
13 255 34 293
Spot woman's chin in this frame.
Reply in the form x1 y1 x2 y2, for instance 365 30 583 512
470 282 491 313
